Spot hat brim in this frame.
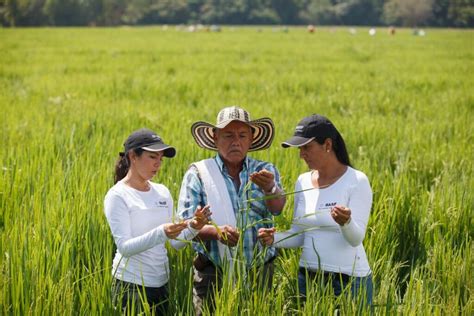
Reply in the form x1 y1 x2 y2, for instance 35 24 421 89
141 144 176 158
281 136 315 148
191 118 274 152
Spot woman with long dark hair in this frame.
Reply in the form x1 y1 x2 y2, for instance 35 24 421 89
258 114 373 307
104 128 211 315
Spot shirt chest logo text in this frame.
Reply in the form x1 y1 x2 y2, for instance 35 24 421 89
154 200 168 207
319 202 337 209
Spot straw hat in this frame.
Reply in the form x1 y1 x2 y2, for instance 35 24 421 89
191 106 274 152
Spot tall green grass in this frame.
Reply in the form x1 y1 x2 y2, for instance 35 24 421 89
1 26 473 315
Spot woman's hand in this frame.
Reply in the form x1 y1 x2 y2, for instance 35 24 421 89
189 205 212 230
331 205 351 226
250 169 276 193
258 227 276 246
163 222 188 239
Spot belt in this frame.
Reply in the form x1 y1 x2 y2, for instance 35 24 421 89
299 267 352 283
114 278 168 291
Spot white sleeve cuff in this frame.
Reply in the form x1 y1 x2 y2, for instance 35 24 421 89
339 218 364 247
157 224 169 243
185 222 200 239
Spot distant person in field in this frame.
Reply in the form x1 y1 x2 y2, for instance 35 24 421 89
258 114 373 307
104 128 211 315
177 106 286 315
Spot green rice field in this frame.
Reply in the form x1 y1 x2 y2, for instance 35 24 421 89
1 26 473 315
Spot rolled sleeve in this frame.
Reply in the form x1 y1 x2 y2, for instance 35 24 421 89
256 162 285 215
177 166 206 220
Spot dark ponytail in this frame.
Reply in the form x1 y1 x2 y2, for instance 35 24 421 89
114 152 130 184
315 132 352 167
332 132 352 167
114 148 145 183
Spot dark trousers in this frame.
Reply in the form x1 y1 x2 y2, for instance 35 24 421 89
298 267 373 307
112 279 169 315
192 255 275 316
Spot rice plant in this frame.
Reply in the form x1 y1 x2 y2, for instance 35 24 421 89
1 26 472 315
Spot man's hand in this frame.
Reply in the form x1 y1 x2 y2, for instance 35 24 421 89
257 227 276 246
216 225 240 247
250 169 276 193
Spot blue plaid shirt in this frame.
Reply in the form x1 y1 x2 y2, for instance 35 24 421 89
178 154 282 267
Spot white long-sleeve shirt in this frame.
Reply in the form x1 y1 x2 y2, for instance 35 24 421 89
104 180 198 287
274 167 372 277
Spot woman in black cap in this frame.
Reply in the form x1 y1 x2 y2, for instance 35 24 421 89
258 115 373 307
104 128 211 315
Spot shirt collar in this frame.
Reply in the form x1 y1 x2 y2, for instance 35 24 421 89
215 154 249 174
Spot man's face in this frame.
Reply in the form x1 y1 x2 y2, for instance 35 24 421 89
214 121 253 166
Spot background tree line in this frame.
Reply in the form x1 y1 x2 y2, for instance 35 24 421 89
0 0 472 27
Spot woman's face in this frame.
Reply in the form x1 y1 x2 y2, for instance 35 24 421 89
298 140 328 170
132 150 164 181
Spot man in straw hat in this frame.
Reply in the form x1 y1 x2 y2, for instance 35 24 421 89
177 106 286 315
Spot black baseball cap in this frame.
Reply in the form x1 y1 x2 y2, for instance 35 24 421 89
282 114 337 148
124 128 176 158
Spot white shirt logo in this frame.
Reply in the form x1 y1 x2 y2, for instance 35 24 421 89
154 200 167 207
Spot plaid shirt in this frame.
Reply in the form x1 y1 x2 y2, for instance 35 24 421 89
178 154 282 267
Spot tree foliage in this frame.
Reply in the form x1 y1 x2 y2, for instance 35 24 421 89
383 0 434 26
0 0 472 27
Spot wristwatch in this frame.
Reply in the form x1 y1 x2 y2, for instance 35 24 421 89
264 183 278 195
